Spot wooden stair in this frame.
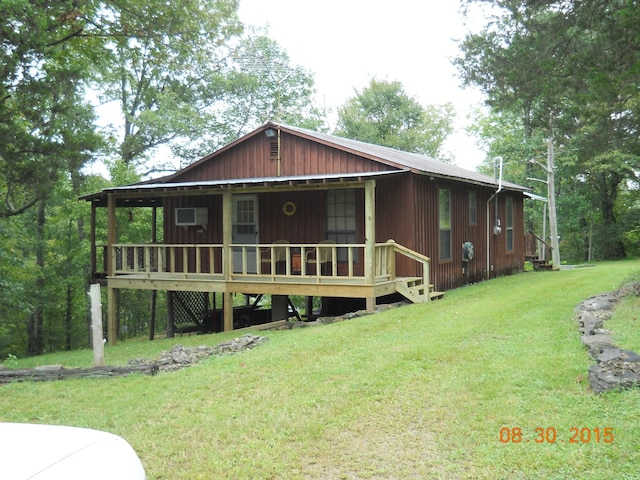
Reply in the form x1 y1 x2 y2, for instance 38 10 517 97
396 277 445 303
526 255 552 271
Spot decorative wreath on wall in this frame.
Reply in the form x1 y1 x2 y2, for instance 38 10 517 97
282 201 296 216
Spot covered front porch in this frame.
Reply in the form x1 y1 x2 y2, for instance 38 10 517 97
101 240 432 341
84 174 436 343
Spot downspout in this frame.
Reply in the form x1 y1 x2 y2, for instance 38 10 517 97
486 157 503 280
277 125 281 177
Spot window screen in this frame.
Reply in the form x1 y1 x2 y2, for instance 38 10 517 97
326 189 357 262
439 188 451 259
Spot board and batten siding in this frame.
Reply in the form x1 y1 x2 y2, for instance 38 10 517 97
409 176 524 291
173 131 396 183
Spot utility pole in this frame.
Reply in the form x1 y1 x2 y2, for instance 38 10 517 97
530 118 561 270
546 128 560 270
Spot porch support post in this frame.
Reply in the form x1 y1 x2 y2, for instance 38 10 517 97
223 292 233 332
90 202 97 276
272 295 288 321
364 180 376 311
106 192 118 345
222 190 233 331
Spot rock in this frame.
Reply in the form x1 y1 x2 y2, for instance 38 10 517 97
621 350 640 363
128 334 267 372
597 347 622 363
575 282 640 393
576 313 605 335
35 365 63 372
170 346 193 364
588 363 640 394
213 334 267 354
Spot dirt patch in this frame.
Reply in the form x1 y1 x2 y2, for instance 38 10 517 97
299 414 450 480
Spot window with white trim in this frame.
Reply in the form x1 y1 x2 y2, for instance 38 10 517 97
439 188 451 260
506 196 514 252
469 191 477 225
327 189 357 262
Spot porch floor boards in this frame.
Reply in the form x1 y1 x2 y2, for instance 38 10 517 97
106 272 435 302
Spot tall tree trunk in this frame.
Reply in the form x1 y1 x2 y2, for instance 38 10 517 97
601 199 626 259
598 170 626 260
65 284 73 351
27 199 46 355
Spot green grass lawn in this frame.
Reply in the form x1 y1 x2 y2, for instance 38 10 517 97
2 260 640 479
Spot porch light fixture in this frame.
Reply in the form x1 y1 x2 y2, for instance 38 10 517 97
264 127 277 138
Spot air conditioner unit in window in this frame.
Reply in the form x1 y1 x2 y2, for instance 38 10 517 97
175 207 208 228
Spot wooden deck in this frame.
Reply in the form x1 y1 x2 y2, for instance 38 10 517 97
100 240 440 338
101 240 433 299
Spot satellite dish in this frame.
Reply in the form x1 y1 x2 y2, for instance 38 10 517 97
463 241 474 261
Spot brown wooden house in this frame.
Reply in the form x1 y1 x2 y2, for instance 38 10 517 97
83 123 529 342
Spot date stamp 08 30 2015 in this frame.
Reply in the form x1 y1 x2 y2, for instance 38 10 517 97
499 427 614 444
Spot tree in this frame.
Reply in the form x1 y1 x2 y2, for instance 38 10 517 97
97 5 323 174
456 0 640 261
172 32 325 162
1 0 103 218
0 1 325 356
91 0 241 173
334 78 455 161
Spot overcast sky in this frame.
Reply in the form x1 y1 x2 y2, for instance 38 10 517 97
238 0 488 170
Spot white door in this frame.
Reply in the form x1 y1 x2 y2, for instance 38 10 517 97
232 195 259 273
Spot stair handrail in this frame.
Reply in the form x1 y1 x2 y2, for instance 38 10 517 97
531 233 553 261
531 233 552 251
377 239 431 302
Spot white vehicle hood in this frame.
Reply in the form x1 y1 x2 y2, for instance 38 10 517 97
0 423 145 480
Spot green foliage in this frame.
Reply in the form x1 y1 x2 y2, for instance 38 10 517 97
458 0 640 262
0 0 104 217
216 34 326 145
0 1 330 355
97 0 243 169
96 6 324 170
335 78 455 161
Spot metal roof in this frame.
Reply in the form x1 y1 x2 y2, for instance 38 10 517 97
81 170 407 203
279 124 528 192
83 123 529 204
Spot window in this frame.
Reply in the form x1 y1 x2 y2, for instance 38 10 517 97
506 196 514 251
235 198 256 236
469 191 477 225
326 189 357 261
439 188 451 260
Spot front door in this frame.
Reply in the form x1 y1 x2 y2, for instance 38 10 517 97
232 195 259 273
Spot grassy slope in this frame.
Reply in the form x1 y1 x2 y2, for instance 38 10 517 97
1 260 639 479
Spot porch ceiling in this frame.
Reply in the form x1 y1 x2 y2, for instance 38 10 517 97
81 170 408 207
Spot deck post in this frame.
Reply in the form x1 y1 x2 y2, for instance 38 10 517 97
89 284 105 366
222 190 232 281
222 190 233 331
364 180 376 311
107 286 117 344
223 292 233 332
272 295 288 321
106 192 118 344
90 202 97 277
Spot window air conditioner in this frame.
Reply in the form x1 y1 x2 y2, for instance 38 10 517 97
175 207 208 228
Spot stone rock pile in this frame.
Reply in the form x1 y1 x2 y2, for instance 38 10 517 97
129 333 267 372
575 283 640 393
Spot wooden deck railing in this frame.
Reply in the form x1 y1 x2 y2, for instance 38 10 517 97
105 243 365 280
101 240 429 287
109 244 224 276
375 240 431 290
